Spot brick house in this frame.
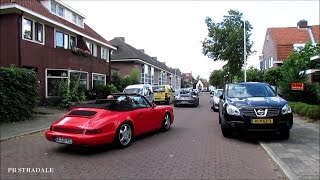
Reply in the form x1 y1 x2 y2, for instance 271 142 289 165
0 0 117 103
260 20 320 70
181 72 193 88
110 37 182 90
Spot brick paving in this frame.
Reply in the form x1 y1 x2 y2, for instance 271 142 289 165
1 93 284 179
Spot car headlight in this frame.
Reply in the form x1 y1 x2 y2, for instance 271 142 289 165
281 104 292 114
226 105 240 116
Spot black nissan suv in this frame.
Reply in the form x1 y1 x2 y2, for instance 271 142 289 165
218 82 293 139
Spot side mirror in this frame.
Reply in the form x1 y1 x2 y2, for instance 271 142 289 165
219 95 223 99
210 94 213 97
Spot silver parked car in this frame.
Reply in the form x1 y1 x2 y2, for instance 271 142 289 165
174 89 199 107
210 89 223 111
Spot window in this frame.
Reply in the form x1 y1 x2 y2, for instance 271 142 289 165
70 71 88 89
55 31 76 49
92 44 97 57
141 64 145 84
51 1 56 13
22 17 44 44
86 41 97 56
101 47 109 61
46 69 68 97
92 73 106 88
77 16 83 26
72 14 77 24
55 31 64 48
269 57 273 68
35 22 43 43
70 36 76 49
58 6 64 17
22 18 32 40
46 69 89 97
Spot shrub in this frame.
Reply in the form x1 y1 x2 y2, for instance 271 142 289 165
0 66 39 123
289 102 320 120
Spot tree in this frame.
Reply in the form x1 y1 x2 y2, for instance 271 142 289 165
202 9 253 82
129 67 140 84
263 67 282 91
209 69 224 88
111 72 122 91
278 42 320 104
234 66 264 83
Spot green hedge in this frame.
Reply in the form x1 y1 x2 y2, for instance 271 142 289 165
289 102 320 120
0 66 39 123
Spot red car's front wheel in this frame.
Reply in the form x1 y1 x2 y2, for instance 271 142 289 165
162 113 171 132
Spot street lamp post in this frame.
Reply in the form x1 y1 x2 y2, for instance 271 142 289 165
224 15 247 82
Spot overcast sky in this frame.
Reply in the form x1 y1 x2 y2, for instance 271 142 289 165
63 0 319 79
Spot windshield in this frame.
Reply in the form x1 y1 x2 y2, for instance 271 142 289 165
152 86 165 92
124 88 142 94
214 90 223 97
227 84 277 98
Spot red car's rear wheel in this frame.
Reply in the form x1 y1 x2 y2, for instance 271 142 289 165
115 123 132 148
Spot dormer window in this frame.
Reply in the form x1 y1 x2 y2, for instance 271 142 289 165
58 6 64 17
72 14 77 24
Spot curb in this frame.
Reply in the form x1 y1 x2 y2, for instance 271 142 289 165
259 142 299 180
0 128 49 142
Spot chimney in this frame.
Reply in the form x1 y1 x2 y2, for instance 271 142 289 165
115 37 125 42
138 49 145 53
297 20 308 28
152 57 157 60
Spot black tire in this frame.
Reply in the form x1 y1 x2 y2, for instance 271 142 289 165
280 129 290 140
115 123 133 148
221 126 232 138
221 120 232 138
161 113 171 132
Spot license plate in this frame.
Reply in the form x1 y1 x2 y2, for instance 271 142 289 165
252 119 273 124
55 137 72 144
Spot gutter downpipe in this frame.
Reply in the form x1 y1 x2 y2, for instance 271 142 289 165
18 12 22 67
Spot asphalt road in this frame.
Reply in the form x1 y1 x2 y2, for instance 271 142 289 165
0 92 286 179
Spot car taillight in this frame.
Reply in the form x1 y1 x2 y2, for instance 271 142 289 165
85 129 102 135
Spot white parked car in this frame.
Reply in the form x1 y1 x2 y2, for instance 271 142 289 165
123 84 154 103
210 89 223 112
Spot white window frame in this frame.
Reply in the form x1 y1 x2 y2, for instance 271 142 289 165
54 29 76 49
22 16 45 45
46 69 90 98
72 13 77 24
92 73 106 88
101 47 109 61
69 70 89 90
269 57 273 68
57 5 64 17
86 41 97 56
45 68 68 98
92 43 97 57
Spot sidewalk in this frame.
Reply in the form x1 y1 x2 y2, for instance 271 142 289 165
0 107 68 140
260 116 320 180
0 108 319 180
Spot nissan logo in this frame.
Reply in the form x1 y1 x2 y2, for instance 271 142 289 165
257 109 265 115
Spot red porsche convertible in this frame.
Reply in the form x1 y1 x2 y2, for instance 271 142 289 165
45 93 174 148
